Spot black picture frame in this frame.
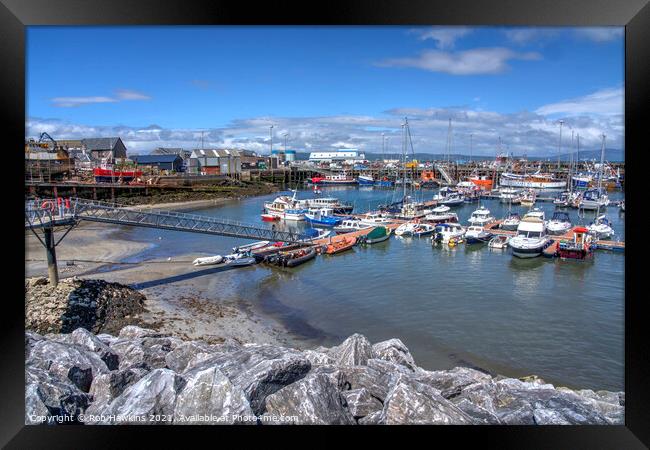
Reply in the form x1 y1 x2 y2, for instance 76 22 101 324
4 0 647 447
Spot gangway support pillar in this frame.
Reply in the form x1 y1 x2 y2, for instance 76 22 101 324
43 227 59 287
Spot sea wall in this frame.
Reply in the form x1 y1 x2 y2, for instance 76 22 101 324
25 325 624 425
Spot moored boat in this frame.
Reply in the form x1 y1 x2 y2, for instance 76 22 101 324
325 236 357 254
432 222 466 244
499 172 565 189
488 235 510 249
333 219 373 234
192 255 224 266
360 226 392 244
467 206 495 226
424 205 459 224
500 212 521 231
558 226 594 260
304 207 342 227
270 246 317 267
465 226 493 244
508 216 551 258
587 214 614 239
546 211 572 235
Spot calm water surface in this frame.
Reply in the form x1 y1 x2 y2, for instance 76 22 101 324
120 187 625 391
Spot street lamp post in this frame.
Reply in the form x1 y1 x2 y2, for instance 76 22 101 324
269 125 274 154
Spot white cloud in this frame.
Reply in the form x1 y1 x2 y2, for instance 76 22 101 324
574 27 623 43
408 27 472 49
26 90 623 158
50 89 151 107
115 89 151 101
50 96 117 108
377 47 541 75
535 87 623 117
502 28 562 45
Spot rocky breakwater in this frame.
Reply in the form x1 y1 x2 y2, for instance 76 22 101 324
25 277 147 335
25 327 624 425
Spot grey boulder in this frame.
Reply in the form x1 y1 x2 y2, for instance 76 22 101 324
264 372 355 425
27 339 109 392
371 339 417 371
341 388 383 419
174 366 253 424
95 368 184 424
329 334 375 367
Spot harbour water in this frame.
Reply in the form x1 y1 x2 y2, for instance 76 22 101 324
119 187 625 391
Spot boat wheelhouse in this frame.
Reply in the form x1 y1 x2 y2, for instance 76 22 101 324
424 205 459 224
333 219 373 234
467 206 495 226
558 226 594 260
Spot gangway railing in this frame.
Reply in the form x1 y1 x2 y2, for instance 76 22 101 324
26 198 310 243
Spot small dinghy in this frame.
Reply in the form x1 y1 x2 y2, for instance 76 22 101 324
325 236 357 254
273 246 317 267
192 255 224 266
233 240 271 253
223 253 257 267
488 235 510 249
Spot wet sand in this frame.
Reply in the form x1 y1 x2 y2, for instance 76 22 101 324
24 219 302 347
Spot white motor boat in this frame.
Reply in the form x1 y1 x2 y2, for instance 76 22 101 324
333 219 373 234
432 222 466 244
546 211 572 235
223 252 258 267
395 221 435 237
467 206 495 226
488 235 510 249
465 226 493 244
424 205 459 224
192 255 224 266
553 192 571 208
439 192 465 207
499 188 520 203
359 212 393 226
523 207 545 221
500 212 521 231
508 216 551 258
587 215 615 239
233 240 271 254
579 189 609 210
301 228 333 242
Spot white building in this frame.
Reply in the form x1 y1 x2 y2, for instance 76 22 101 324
308 149 366 163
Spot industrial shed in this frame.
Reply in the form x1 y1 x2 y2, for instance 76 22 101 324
132 154 184 172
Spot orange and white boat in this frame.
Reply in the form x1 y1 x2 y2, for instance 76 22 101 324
469 175 493 190
325 236 357 254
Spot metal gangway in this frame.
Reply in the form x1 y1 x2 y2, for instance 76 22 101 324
434 163 455 185
25 197 310 286
26 197 310 242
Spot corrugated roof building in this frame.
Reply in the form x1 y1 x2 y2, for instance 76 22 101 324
132 154 184 172
189 149 241 175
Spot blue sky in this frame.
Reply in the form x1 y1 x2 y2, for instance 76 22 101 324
26 26 624 156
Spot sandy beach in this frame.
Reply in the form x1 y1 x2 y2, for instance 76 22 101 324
25 203 302 348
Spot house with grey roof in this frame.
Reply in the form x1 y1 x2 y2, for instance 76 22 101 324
81 137 127 162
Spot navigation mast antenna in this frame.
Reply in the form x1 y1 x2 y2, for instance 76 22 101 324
469 133 473 165
557 119 564 170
